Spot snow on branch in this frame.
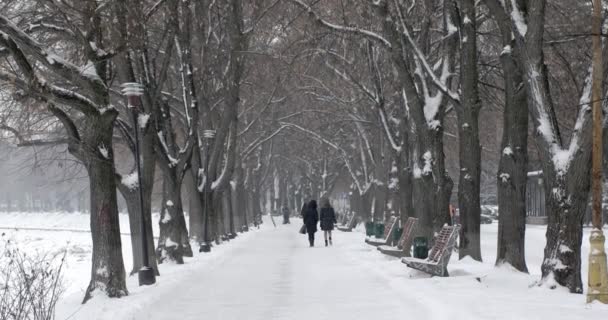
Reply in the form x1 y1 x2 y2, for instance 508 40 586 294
280 121 365 193
211 143 232 191
289 0 392 48
0 15 106 93
509 0 527 37
551 70 592 175
324 61 378 104
26 22 76 37
156 131 179 167
392 0 460 103
377 107 402 153
238 85 279 137
241 125 290 159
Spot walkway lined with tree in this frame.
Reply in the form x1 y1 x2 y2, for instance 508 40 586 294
0 0 607 306
134 223 438 320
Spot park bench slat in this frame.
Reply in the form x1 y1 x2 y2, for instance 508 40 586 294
337 213 357 232
365 216 397 246
401 224 460 277
378 217 418 258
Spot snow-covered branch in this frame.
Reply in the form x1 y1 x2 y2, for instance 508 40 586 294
241 125 290 159
392 0 460 103
280 121 365 193
0 15 106 93
288 0 392 48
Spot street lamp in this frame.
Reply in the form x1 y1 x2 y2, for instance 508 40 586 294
199 129 215 253
587 0 608 304
121 82 156 286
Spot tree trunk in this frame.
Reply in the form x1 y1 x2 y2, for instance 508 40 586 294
456 0 482 261
116 113 158 276
224 187 236 237
250 188 262 227
156 174 191 264
494 20 529 272
541 169 590 293
212 190 223 242
119 187 158 276
82 116 127 303
186 169 204 241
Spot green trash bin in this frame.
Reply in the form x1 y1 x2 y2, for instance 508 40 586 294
392 227 403 246
365 222 375 237
413 236 428 259
374 223 385 239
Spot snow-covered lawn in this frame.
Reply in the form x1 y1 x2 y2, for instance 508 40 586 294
1 211 607 319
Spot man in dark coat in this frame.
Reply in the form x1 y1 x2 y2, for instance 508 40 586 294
320 198 337 246
303 200 319 247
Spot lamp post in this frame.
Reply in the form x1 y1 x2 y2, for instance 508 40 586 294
587 0 608 304
199 129 215 253
121 82 156 286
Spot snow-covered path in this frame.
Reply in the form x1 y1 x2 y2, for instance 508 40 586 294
6 211 606 320
134 221 429 320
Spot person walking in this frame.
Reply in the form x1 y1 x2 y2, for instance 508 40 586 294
303 200 319 247
300 201 308 218
320 198 337 246
282 206 290 224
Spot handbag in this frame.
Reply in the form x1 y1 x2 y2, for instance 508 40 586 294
299 224 307 234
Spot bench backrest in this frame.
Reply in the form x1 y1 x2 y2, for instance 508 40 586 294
382 216 397 240
397 217 418 248
428 225 459 263
347 214 357 228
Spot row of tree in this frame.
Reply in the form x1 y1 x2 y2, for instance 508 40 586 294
0 0 605 302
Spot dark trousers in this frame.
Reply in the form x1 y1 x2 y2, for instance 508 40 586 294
308 232 315 246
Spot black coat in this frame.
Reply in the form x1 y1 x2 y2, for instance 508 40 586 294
303 206 319 233
320 207 336 231
300 203 308 218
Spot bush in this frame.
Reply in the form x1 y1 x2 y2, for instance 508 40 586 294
0 235 65 320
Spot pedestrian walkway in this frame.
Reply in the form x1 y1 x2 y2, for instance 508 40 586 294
134 220 430 320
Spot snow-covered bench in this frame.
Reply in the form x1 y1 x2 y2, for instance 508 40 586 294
365 216 397 246
337 214 357 232
401 225 460 277
377 217 418 258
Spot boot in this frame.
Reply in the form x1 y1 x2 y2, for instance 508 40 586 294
329 237 333 246
325 240 328 247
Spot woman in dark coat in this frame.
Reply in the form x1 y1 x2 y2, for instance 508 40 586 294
303 200 319 247
319 198 337 246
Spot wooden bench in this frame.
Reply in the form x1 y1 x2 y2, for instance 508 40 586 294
365 216 397 246
401 225 460 277
339 213 349 225
337 213 357 232
377 217 418 258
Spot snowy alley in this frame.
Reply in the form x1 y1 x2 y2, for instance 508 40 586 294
0 212 603 320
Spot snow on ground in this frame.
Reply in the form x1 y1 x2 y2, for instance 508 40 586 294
1 211 608 319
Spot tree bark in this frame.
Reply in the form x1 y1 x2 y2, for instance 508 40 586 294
509 0 594 292
485 0 529 272
117 184 158 276
186 170 204 241
156 176 190 264
82 114 128 303
456 0 482 261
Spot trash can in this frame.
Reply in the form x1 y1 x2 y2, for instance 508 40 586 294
374 223 385 239
365 222 375 237
392 227 403 246
413 236 428 259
